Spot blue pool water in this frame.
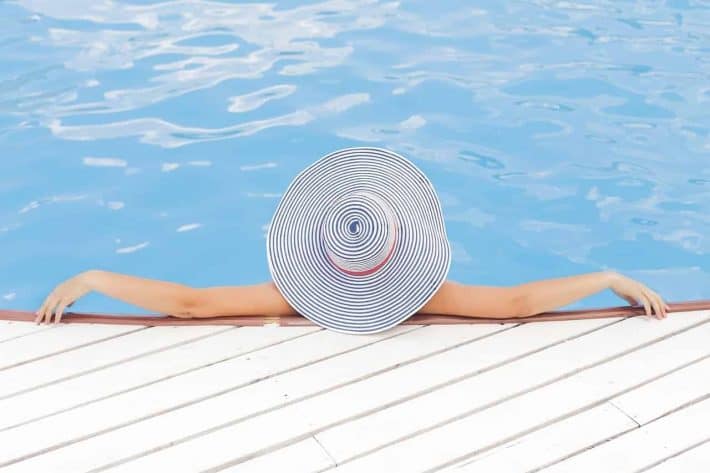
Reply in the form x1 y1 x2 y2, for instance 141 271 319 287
0 0 708 315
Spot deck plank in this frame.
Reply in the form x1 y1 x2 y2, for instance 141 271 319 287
3 311 708 473
437 403 636 473
59 318 618 472
539 396 710 472
0 322 50 343
611 355 710 425
222 438 336 472
311 311 708 465
0 325 232 398
0 323 145 371
309 311 710 472
442 343 710 472
0 323 506 471
0 324 424 468
643 440 710 472
0 325 320 430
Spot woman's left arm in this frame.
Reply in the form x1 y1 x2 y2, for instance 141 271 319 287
35 270 297 324
420 271 669 320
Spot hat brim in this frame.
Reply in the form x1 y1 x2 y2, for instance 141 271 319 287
267 147 451 335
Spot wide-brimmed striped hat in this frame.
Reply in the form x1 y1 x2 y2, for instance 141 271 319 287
266 147 451 335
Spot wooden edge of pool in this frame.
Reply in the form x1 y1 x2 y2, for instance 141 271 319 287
1 299 709 327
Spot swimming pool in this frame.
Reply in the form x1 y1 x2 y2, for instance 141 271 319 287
0 0 708 315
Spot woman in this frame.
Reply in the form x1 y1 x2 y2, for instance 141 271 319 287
34 269 669 325
33 147 670 327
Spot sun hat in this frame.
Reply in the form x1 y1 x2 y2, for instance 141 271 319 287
266 147 452 335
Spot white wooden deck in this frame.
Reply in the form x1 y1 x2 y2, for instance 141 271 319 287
1 309 709 473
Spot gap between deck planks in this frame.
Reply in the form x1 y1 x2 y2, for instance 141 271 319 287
0 315 678 472
0 323 494 469
0 310 708 472
642 438 710 472
184 310 708 473
0 325 325 431
0 321 51 343
308 311 710 473
438 354 710 472
538 395 710 473
0 325 236 399
0 323 146 371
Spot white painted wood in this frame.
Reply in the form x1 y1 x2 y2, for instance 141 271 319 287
611 355 710 425
438 403 636 473
0 323 144 370
644 440 710 473
0 325 232 398
74 318 618 473
540 396 710 472
443 352 710 473
3 311 707 473
221 437 335 473
309 312 710 472
0 325 321 430
314 311 709 464
0 324 424 469
0 322 50 343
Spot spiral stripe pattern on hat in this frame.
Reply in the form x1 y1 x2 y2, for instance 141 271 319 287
321 190 397 276
266 147 451 335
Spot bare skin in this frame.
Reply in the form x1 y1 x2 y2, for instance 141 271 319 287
34 270 670 325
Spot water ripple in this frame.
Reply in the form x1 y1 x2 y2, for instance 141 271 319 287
48 93 370 147
0 0 709 308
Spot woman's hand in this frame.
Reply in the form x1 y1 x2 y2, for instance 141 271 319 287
35 271 94 324
608 272 670 320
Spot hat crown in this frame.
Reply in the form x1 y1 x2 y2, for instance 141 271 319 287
320 190 397 276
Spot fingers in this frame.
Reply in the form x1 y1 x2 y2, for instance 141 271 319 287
35 278 84 324
35 293 72 325
644 289 662 319
638 287 668 320
42 301 55 324
641 296 653 320
54 299 71 324
652 289 671 315
35 294 56 325
36 285 58 324
34 298 49 324
612 274 670 321
646 288 669 319
43 299 56 324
